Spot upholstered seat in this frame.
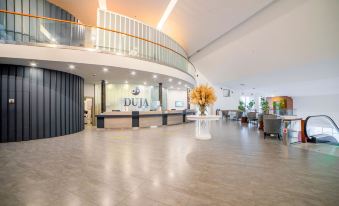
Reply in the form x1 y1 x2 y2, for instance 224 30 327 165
263 118 282 140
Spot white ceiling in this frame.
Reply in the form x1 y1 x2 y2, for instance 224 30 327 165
190 0 339 96
163 0 274 55
0 57 192 90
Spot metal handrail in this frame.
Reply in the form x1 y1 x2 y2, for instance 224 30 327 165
304 115 339 139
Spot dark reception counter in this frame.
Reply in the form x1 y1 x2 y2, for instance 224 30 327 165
96 110 195 129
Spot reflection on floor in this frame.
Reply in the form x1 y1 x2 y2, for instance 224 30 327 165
292 143 339 157
1 121 339 205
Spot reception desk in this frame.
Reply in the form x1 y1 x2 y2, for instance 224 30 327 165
96 110 195 129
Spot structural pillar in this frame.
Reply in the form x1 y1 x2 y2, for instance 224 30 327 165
101 80 106 113
187 88 191 109
159 83 163 108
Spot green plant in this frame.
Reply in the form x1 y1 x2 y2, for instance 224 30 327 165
238 100 245 112
246 100 255 111
260 97 269 114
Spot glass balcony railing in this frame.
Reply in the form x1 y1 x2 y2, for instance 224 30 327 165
0 10 196 78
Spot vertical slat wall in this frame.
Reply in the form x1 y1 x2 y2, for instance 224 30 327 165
0 64 84 143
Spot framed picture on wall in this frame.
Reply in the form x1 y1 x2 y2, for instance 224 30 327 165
223 89 230 97
175 101 185 107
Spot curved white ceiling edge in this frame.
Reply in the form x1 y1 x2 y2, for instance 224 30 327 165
0 44 196 85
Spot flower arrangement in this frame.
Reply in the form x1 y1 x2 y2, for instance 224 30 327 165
190 84 217 115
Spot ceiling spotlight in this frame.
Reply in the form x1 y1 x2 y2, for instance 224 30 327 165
178 81 182 85
69 64 75 70
143 82 147 85
153 74 157 79
125 80 128 84
103 68 108 72
30 62 37 67
168 78 173 82
131 71 136 75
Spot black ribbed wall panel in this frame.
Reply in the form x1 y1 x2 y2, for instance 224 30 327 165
0 64 84 143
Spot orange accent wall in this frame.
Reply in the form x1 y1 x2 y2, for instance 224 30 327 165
267 96 293 110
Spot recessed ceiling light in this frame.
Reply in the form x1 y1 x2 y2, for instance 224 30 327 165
30 62 37 67
125 80 128 84
143 82 147 85
69 64 75 69
178 81 182 85
103 68 108 72
131 71 136 75
168 78 172 82
153 75 157 79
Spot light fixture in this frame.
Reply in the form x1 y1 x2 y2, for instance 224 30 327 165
143 82 147 85
153 74 157 79
103 68 108 72
157 0 178 30
125 80 128 84
92 74 97 76
131 71 136 75
69 64 75 70
168 78 173 82
30 62 37 67
178 81 182 85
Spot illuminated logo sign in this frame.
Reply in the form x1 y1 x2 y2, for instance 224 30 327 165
131 87 140 95
123 87 149 108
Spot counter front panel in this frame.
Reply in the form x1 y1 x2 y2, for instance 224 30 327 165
97 110 195 129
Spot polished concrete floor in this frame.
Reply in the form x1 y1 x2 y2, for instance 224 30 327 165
1 120 339 206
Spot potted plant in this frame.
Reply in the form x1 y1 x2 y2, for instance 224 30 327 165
237 100 244 112
238 100 247 123
259 97 269 130
190 84 217 116
260 97 269 114
246 100 255 111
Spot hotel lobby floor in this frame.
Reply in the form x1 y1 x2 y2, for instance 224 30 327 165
1 121 339 206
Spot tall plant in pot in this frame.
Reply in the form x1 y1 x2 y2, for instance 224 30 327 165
260 97 269 114
190 84 217 116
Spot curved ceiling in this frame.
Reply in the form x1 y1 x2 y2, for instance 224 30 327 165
49 0 274 55
0 44 195 87
190 0 339 96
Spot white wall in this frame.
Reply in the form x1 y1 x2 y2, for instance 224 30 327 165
84 83 95 97
293 94 339 124
194 69 241 114
167 90 187 110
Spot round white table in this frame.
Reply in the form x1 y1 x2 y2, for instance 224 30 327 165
187 115 221 140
